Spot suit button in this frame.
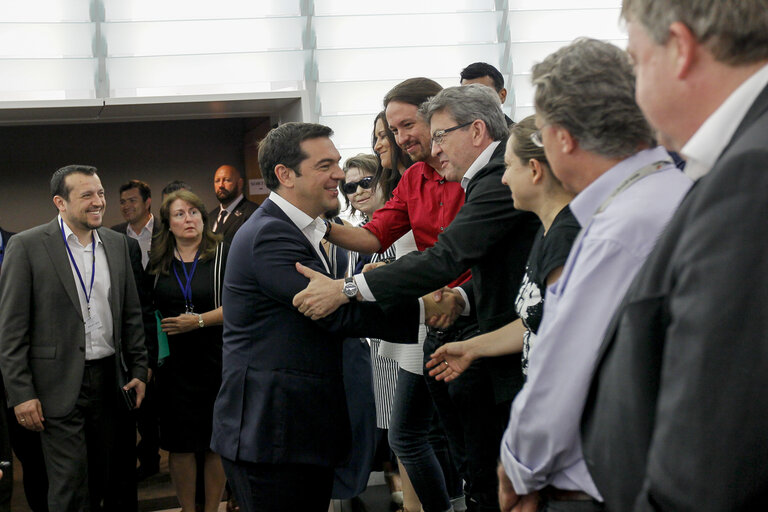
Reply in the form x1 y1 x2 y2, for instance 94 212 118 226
79 346 85 352
440 226 444 231
439 202 443 206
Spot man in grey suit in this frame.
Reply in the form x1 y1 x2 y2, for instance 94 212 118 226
581 2 768 511
0 165 148 511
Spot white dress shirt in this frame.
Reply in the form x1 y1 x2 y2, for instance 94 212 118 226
682 63 768 180
126 214 154 268
60 215 114 360
268 192 330 274
213 193 245 231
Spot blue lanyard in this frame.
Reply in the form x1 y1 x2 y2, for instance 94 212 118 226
60 218 96 312
173 248 200 313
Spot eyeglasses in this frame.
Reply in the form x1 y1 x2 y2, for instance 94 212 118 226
431 121 473 146
530 123 550 147
341 176 374 195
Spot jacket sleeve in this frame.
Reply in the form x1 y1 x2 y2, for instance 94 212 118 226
252 219 420 342
120 236 149 382
0 237 37 406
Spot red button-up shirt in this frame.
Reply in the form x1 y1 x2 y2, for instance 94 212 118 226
363 161 471 287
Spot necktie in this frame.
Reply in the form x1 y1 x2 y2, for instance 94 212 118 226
215 209 228 233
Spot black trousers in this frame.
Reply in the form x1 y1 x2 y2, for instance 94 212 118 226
40 356 120 512
424 325 513 512
222 458 334 512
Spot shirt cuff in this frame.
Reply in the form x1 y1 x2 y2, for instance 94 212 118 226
354 274 375 302
418 298 425 325
500 429 543 496
454 287 471 316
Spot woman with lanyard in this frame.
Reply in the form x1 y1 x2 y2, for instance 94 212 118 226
148 189 227 512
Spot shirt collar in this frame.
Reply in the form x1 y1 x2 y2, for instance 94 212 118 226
268 191 326 244
222 194 244 215
127 214 154 237
681 63 768 180
58 214 103 248
460 141 501 191
569 146 671 227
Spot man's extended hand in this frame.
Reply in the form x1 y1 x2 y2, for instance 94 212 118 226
292 262 348 320
14 399 45 431
423 287 465 329
426 340 475 382
124 378 147 408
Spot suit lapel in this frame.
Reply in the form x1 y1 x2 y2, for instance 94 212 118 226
261 199 330 275
98 228 121 334
43 218 84 321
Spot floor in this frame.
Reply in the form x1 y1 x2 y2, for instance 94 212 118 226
9 450 396 512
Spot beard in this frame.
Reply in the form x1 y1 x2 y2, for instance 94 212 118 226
216 187 238 204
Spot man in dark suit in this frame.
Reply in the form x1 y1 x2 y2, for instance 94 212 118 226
208 165 259 244
0 165 148 512
459 62 515 127
111 179 162 481
293 84 540 511
581 2 768 511
211 123 425 511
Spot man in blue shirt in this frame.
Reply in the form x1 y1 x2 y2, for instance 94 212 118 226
497 39 692 512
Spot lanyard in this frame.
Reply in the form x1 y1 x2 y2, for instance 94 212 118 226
173 248 200 313
594 160 672 215
60 217 96 312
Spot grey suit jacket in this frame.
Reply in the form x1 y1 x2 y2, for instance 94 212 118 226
0 218 148 418
581 85 768 511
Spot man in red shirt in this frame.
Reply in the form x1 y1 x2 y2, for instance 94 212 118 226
306 78 469 512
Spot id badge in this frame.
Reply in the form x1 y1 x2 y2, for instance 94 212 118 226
85 313 103 335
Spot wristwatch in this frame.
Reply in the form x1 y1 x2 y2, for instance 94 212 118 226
342 276 358 300
197 314 205 328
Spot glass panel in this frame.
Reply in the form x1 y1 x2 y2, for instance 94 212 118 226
0 59 97 100
509 0 620 9
316 44 501 82
314 12 499 49
0 23 94 58
510 39 626 75
321 114 378 150
103 18 305 57
315 0 494 16
507 9 625 42
0 0 91 22
107 51 307 97
103 0 301 21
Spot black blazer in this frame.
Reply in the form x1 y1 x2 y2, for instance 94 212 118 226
581 85 768 511
211 198 418 467
363 140 540 401
208 197 259 244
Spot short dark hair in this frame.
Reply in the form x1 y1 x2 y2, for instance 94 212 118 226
383 77 443 109
161 180 190 198
460 62 505 92
119 179 152 202
258 122 334 191
50 165 98 200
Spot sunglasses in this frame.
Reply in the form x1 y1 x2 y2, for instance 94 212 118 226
341 176 374 195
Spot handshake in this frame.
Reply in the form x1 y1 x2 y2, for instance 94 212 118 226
422 286 466 330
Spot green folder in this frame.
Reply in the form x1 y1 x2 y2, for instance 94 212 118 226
155 310 170 366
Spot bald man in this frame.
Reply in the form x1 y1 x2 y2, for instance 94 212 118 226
208 165 259 244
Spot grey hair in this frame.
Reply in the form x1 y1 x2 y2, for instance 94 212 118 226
532 38 655 160
419 84 509 142
621 0 768 66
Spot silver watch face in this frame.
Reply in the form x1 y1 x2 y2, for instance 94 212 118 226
343 280 358 298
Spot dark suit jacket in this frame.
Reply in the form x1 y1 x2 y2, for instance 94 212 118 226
363 140 540 401
208 197 259 244
0 228 12 273
581 85 768 511
111 220 160 369
211 198 418 467
0 219 148 418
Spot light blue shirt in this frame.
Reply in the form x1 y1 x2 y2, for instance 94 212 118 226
500 147 693 499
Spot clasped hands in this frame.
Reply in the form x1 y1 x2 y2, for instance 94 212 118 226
291 261 465 327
